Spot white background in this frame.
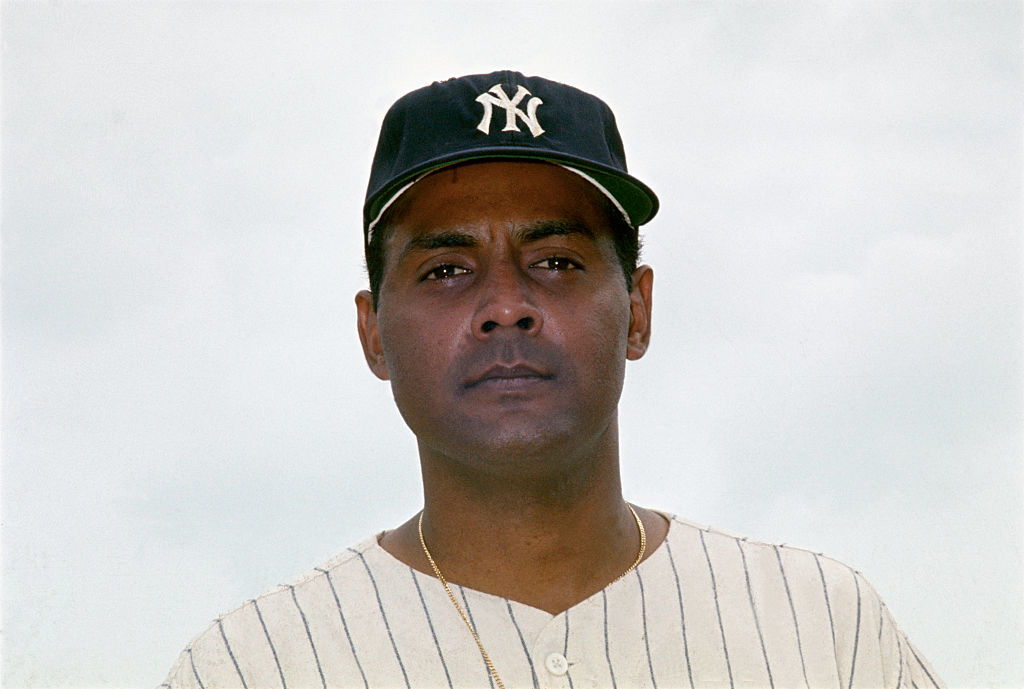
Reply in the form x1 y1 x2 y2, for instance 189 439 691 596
3 2 1021 687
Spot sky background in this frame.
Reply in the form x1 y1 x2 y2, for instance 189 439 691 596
2 2 1021 687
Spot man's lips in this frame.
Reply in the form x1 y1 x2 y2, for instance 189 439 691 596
464 363 554 389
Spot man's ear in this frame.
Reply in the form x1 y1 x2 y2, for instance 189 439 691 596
626 265 653 360
356 290 390 380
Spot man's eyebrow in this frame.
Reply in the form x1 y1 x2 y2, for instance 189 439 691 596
399 231 478 260
515 220 596 244
397 220 595 261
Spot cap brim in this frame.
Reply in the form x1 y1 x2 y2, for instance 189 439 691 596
364 146 659 233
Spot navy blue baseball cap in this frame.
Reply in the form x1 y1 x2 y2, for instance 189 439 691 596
364 70 659 243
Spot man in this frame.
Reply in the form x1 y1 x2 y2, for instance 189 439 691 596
163 71 943 689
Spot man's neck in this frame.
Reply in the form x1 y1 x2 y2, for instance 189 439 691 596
378 439 669 614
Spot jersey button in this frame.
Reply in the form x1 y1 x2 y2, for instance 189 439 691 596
545 652 569 676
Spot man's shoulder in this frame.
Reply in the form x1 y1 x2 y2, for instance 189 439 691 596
160 532 388 688
234 532 385 618
657 514 943 688
663 514 885 614
666 513 863 568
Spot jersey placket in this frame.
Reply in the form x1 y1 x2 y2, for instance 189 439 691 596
529 613 574 689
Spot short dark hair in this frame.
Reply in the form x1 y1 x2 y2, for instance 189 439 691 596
365 196 641 309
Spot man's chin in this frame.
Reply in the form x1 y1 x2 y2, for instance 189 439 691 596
424 421 604 477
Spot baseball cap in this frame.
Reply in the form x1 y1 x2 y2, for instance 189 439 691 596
363 70 659 244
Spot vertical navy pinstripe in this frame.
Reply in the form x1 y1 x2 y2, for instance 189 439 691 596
601 590 618 689
216 618 249 688
187 649 207 689
635 569 658 688
665 539 695 689
877 600 885 643
458 586 496 689
737 539 774 689
505 600 540 689
699 529 735 689
318 569 368 689
893 611 905 689
252 598 288 689
410 569 455 689
812 553 841 689
351 549 412 689
772 546 810 689
562 611 575 689
910 646 941 689
876 601 906 689
846 573 862 689
288 585 327 689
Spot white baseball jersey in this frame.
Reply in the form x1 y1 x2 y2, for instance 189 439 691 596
161 515 944 688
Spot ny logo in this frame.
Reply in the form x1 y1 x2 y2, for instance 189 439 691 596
475 84 545 137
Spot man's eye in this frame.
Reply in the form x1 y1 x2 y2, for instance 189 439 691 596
533 256 580 271
423 264 470 281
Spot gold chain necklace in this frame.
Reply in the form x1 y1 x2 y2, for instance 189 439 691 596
417 504 647 689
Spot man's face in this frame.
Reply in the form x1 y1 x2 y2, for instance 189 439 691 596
356 161 652 477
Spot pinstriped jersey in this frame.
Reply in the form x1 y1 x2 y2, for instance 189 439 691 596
161 515 944 689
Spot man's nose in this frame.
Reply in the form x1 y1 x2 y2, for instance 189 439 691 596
471 262 543 339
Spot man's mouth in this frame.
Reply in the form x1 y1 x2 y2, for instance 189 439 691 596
465 363 554 390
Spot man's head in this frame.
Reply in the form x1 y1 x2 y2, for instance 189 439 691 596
356 72 658 474
362 71 659 308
